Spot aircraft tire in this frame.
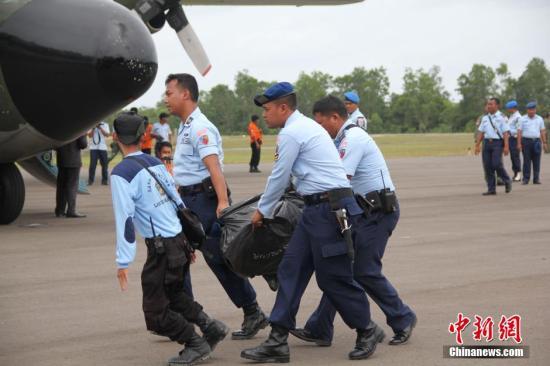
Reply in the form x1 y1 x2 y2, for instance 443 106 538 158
0 163 25 225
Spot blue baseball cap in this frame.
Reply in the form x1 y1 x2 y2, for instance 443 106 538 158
344 91 360 104
505 100 518 109
526 101 537 109
254 82 295 106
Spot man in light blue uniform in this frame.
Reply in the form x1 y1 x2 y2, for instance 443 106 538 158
474 98 512 195
110 113 228 366
344 91 367 130
517 102 548 184
505 100 523 181
289 95 417 348
165 73 268 340
241 83 381 363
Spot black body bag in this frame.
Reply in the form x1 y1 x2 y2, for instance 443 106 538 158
219 192 304 278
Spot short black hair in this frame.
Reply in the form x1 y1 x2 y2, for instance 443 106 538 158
130 107 138 113
251 115 259 122
312 95 348 120
159 112 169 119
159 141 172 150
489 97 501 105
165 73 199 102
273 94 297 111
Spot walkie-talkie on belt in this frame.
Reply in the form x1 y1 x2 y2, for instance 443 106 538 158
379 170 397 213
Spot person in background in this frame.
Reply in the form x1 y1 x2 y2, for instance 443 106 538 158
159 141 174 176
153 112 173 158
343 91 367 130
141 116 154 155
87 120 111 186
517 102 548 184
55 135 88 218
474 98 512 195
505 100 523 182
248 115 263 173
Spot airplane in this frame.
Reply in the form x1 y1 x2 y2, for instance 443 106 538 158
0 0 363 224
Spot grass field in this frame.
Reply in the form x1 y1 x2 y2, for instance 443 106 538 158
81 133 476 167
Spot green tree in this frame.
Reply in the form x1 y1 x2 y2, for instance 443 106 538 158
389 67 451 132
294 71 333 117
199 84 239 134
456 64 497 131
514 57 550 113
234 70 271 133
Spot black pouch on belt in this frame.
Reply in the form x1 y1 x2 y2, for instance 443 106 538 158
201 176 232 202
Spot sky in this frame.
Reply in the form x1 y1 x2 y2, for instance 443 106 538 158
128 0 550 108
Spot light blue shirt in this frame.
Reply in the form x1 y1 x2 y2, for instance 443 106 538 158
334 120 395 195
258 110 351 218
173 107 224 186
507 111 522 137
518 114 545 138
349 109 367 130
478 111 509 139
110 152 183 269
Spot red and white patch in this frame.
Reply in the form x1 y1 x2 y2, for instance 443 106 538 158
200 134 209 145
339 149 346 158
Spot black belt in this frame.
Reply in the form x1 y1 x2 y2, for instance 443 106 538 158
484 138 502 143
178 183 205 196
303 188 353 206
522 137 540 141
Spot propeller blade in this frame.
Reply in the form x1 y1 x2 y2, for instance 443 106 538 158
166 5 212 76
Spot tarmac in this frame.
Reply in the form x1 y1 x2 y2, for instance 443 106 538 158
1 155 549 366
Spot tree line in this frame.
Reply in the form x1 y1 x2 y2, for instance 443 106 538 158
116 57 550 135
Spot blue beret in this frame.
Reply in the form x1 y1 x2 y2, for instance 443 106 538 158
254 82 295 106
526 101 537 109
344 91 360 104
505 100 518 109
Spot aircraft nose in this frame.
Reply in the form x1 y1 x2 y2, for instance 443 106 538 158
0 0 158 142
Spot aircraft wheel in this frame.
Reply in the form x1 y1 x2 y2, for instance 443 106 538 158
0 163 25 225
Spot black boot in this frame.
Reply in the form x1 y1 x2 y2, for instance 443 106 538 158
348 322 385 360
168 332 211 366
263 274 279 291
194 311 229 351
241 325 290 363
232 303 269 340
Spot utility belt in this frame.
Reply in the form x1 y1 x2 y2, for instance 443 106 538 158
484 138 502 144
522 137 540 141
178 176 231 200
303 188 353 207
355 189 398 216
145 233 193 263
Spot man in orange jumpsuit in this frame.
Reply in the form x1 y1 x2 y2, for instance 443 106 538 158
141 117 154 155
248 115 263 173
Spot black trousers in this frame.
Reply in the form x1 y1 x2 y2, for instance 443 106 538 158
142 234 203 344
56 167 80 214
89 149 108 184
249 143 261 168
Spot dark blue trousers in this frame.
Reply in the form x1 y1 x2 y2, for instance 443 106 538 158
269 201 369 332
521 138 542 183
303 207 415 341
482 140 510 192
181 192 257 308
89 149 108 184
509 137 522 174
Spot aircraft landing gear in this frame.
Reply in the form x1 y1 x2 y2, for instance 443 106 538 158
0 163 25 224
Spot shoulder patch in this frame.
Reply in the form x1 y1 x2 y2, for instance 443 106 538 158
200 134 209 145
